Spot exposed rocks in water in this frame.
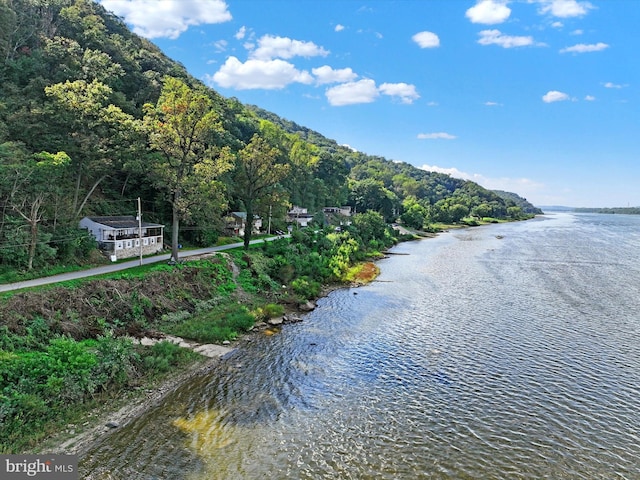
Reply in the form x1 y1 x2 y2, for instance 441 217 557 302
299 300 316 312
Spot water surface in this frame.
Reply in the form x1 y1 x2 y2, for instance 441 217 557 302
82 213 640 479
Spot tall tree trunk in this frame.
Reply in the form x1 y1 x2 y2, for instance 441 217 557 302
171 190 181 261
243 201 253 250
75 174 107 218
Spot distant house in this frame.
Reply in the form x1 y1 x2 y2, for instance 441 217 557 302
323 206 352 217
287 206 314 227
223 212 262 237
79 216 164 261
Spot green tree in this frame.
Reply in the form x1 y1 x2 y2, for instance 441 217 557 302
44 79 140 217
143 76 231 261
0 145 70 269
234 134 290 249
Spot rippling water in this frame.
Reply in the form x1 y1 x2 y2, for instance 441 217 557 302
81 213 640 479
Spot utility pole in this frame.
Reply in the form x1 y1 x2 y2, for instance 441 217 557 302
137 197 143 266
268 204 272 235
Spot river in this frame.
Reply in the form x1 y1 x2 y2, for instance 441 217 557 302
80 213 640 479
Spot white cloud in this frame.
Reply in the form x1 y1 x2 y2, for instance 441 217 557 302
210 56 313 90
542 90 570 102
335 24 345 32
537 0 593 18
312 65 358 85
427 101 439 107
584 95 595 101
484 101 502 106
249 35 329 61
99 0 231 39
477 29 536 48
326 79 379 106
420 164 545 195
551 21 564 28
466 0 511 24
412 31 440 48
560 42 609 53
417 132 457 140
212 39 227 52
603 82 626 89
235 26 247 40
571 29 584 35
379 82 420 104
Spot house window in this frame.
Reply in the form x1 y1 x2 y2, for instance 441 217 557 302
116 242 123 250
150 237 155 244
143 238 149 246
126 240 132 249
135 239 140 247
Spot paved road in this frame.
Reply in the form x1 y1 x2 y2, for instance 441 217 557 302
0 236 287 293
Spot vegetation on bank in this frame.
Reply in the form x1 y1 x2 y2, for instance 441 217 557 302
0 0 539 277
0 0 541 454
0 214 398 453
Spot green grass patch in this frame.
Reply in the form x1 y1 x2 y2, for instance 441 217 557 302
168 304 255 343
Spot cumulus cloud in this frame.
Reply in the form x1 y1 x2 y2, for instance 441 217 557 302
326 79 380 106
560 42 609 53
210 56 313 90
379 83 420 104
585 95 595 101
466 0 511 24
603 82 626 89
542 90 570 102
250 35 329 61
99 0 231 39
537 0 594 18
417 132 457 140
420 164 545 195
412 31 440 48
235 26 247 40
335 24 345 32
477 29 536 48
312 65 358 85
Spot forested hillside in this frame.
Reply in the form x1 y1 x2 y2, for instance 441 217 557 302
0 0 535 273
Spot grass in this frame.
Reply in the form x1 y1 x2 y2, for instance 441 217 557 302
168 304 255 343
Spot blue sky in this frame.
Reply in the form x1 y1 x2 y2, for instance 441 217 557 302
98 0 639 208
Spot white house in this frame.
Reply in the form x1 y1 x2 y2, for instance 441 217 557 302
80 216 164 261
323 206 352 217
287 206 314 227
223 212 262 237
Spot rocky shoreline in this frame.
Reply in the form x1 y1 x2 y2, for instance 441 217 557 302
34 300 318 457
33 257 380 457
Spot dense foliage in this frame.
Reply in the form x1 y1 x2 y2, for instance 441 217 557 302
0 0 538 274
0 213 397 453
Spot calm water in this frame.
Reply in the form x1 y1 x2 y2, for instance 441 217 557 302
81 213 640 479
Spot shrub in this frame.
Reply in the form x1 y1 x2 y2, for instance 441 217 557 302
170 305 255 343
291 276 321 301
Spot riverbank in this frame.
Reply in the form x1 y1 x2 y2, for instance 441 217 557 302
31 259 380 457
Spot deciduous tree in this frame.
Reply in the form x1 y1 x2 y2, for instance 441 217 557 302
144 76 231 261
234 134 290 249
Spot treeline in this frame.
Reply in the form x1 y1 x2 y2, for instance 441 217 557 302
574 207 640 215
0 0 537 274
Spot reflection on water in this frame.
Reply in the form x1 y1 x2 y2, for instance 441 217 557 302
82 213 640 479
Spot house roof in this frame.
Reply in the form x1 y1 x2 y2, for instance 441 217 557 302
86 216 164 229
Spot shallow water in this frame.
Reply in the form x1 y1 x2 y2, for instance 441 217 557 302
81 213 640 479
